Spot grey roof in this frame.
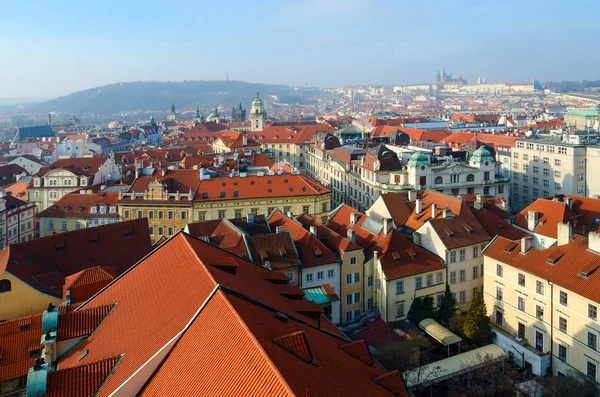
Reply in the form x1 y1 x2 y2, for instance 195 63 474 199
17 125 55 140
360 217 383 235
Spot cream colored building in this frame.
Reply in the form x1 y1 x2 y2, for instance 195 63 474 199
484 226 600 382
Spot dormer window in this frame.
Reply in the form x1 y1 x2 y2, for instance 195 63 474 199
100 206 107 214
80 177 87 186
109 206 116 213
90 206 97 214
34 178 40 187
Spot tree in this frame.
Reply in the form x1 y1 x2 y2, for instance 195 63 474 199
407 296 436 325
540 370 599 397
463 290 491 345
447 354 518 397
437 284 458 325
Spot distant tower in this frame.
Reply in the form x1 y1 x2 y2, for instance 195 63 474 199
167 102 177 121
194 104 204 123
249 93 265 131
149 112 157 127
231 102 246 122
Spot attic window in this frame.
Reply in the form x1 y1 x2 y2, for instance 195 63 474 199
220 192 226 198
78 349 89 361
284 179 288 183
251 181 255 185
406 248 417 259
268 180 272 184
444 228 454 238
546 252 564 265
313 246 323 259
222 182 226 187
392 252 401 261
579 263 600 279
302 187 307 192
20 324 31 332
202 192 208 199
233 191 239 197
258 248 269 261
278 246 288 259
289 188 294 192
463 224 474 234
503 242 518 253
234 182 238 186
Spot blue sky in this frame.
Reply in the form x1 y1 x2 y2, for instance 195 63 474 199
1 0 599 99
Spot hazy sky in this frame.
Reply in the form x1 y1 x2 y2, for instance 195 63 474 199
1 0 599 99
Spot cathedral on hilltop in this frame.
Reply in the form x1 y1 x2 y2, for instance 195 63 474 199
231 102 246 122
436 67 467 84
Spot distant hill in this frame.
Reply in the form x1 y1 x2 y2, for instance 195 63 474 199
29 80 324 115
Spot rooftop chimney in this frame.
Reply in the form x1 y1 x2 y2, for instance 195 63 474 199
431 203 437 219
521 236 533 254
286 210 293 219
557 222 573 246
350 212 357 226
347 229 357 244
408 190 417 202
416 199 422 214
276 226 285 234
443 208 452 219
310 225 318 237
527 210 539 231
564 197 573 208
589 232 600 254
243 134 248 146
383 218 391 236
474 194 483 210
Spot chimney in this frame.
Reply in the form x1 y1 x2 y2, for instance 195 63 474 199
416 199 422 214
408 190 417 202
243 134 248 146
286 210 293 219
276 226 285 234
589 232 600 253
350 212 357 226
161 169 167 177
527 210 539 231
310 225 318 237
557 222 573 246
474 194 483 210
431 203 437 219
383 218 391 236
347 229 357 244
373 250 378 264
564 197 573 208
48 113 52 125
443 208 452 219
520 236 533 254
413 232 421 246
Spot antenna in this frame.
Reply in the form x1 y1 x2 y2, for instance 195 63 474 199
226 70 229 82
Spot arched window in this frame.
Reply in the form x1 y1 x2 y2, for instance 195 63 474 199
0 279 11 293
467 174 475 182
434 176 443 185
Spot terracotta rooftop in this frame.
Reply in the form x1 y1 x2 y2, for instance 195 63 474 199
46 356 120 397
62 267 116 303
37 191 119 219
34 157 108 179
514 199 580 239
0 219 152 299
0 314 42 383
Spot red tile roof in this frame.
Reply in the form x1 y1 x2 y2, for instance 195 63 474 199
255 123 335 145
485 236 600 304
195 173 330 201
56 233 343 396
35 157 108 178
214 130 260 148
296 213 362 255
269 211 338 268
57 304 114 341
470 207 527 241
0 219 152 298
139 289 406 397
247 232 299 270
37 191 119 219
46 356 120 397
514 199 579 239
0 314 42 382
320 283 340 302
62 266 116 303
128 169 200 196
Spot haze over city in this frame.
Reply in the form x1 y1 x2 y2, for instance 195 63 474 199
2 0 599 100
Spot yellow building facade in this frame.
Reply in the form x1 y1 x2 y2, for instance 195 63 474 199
0 272 61 321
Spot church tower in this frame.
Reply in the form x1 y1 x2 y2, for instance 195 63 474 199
249 93 265 131
167 102 177 121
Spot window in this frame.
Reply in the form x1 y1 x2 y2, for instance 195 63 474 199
473 265 479 279
473 246 478 258
367 298 373 310
587 361 597 381
75 222 81 230
168 211 174 220
415 277 422 289
302 205 310 214
322 203 327 212
61 221 67 231
543 168 549 176
518 296 525 311
0 279 11 293
328 269 334 279
346 274 352 285
554 170 561 179
181 211 187 220
589 332 598 351
436 272 443 284
543 157 549 164
554 159 561 166
496 264 503 277
560 291 568 306
148 211 154 219
518 273 525 286
158 227 164 236
158 211 164 219
450 251 456 263
168 227 174 236
286 272 295 283
578 160 585 169
235 210 242 218
558 147 567 155
459 249 465 261
518 322 525 339
535 331 544 352
558 344 567 362
459 291 466 304
123 211 130 219
350 257 357 265
306 273 313 283
536 280 544 295
590 304 598 321
396 303 405 318
533 166 539 173
559 316 567 333
317 271 324 280
450 271 456 284
354 272 360 283
377 280 381 290
555 182 561 190
543 179 549 187
459 269 465 282
218 211 226 219
495 310 503 326
536 305 544 320
346 294 352 305
149 226 155 235
426 274 433 286
496 286 503 301
354 292 360 304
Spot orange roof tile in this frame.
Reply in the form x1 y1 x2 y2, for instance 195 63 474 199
514 199 579 239
0 314 42 382
62 266 116 303
57 305 114 341
46 356 120 397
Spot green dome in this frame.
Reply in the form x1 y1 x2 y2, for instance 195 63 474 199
471 146 494 164
407 151 430 167
252 97 263 106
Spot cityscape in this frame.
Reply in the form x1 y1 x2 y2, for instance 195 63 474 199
1 1 600 396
